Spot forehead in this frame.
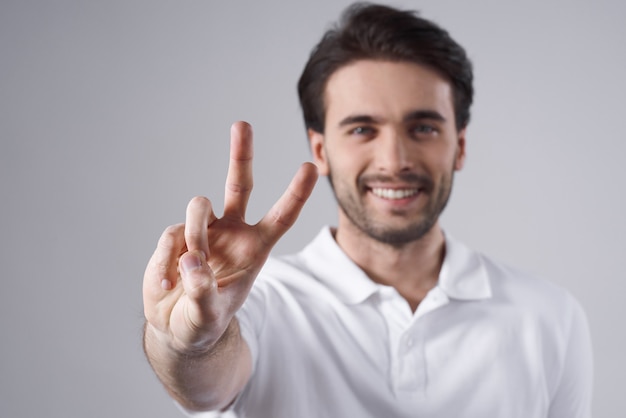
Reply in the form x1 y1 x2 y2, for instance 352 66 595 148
324 60 455 125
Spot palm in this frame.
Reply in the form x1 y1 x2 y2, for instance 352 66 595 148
206 219 269 287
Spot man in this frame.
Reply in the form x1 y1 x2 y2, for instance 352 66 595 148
143 3 593 417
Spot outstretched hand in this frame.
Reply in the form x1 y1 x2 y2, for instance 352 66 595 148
143 121 318 353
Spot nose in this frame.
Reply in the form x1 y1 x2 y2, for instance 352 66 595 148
375 131 414 174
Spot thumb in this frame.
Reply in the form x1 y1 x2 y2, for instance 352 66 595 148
179 250 217 302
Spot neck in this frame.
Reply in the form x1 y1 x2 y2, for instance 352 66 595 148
334 219 446 312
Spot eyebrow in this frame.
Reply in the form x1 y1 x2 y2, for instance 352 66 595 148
337 110 447 128
337 114 380 128
403 110 446 123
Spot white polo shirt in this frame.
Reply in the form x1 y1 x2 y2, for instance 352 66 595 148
184 227 592 418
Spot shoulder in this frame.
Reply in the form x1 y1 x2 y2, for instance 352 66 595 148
481 253 573 302
252 226 351 299
478 251 587 331
252 253 330 300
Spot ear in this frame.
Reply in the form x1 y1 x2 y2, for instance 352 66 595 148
308 128 330 176
454 127 467 171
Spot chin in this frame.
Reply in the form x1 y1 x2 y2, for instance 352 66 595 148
362 220 437 247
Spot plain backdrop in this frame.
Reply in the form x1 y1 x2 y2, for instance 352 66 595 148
1 0 624 417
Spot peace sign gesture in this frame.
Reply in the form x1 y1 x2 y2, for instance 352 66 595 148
142 122 318 403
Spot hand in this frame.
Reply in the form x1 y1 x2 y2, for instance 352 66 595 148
143 121 318 353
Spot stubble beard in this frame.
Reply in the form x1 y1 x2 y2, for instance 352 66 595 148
328 168 455 248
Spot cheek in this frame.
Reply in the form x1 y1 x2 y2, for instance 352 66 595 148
421 145 454 167
326 144 366 175
420 149 460 183
436 141 462 166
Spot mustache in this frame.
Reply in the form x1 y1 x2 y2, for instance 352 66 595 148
358 172 434 192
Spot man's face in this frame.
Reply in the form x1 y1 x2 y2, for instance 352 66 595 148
309 60 466 247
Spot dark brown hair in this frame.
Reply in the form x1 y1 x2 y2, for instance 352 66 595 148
298 2 474 133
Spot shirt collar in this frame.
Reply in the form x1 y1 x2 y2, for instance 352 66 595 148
299 227 492 304
299 227 379 304
438 232 492 300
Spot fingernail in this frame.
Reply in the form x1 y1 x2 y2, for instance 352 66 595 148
181 252 203 274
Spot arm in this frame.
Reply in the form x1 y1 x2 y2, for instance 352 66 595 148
547 297 594 418
143 315 251 411
142 121 318 412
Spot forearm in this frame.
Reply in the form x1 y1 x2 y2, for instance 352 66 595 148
143 318 251 412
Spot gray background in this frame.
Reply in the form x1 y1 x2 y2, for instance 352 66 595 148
1 0 624 416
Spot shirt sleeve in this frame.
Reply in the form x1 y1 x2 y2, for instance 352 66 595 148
547 295 593 418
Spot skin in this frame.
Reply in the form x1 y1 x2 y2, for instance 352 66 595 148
142 122 318 411
143 59 465 410
309 60 466 311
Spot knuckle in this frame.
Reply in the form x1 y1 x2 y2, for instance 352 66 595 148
143 308 158 324
187 195 211 210
271 209 292 228
153 258 171 277
185 273 216 298
288 187 307 204
184 229 206 241
226 182 253 194
158 224 183 248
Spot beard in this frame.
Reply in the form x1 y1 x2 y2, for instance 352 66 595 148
328 166 455 248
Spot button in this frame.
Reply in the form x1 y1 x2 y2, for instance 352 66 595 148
406 338 414 348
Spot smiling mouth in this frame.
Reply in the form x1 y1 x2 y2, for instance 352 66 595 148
370 187 420 200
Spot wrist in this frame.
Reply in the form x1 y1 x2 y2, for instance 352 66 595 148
143 318 239 359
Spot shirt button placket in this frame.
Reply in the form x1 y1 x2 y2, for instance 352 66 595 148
394 330 426 397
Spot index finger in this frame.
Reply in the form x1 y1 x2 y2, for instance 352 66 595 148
223 121 254 220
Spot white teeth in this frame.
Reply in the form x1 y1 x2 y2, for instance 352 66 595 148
371 188 419 199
